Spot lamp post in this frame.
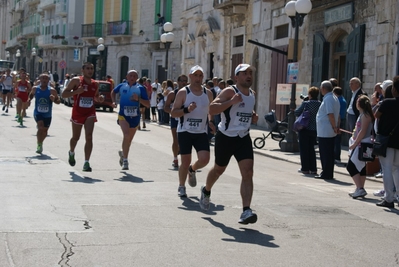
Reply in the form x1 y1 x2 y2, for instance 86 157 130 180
160 22 174 79
31 48 36 80
16 49 21 71
97 37 105 80
280 0 312 152
5 51 10 60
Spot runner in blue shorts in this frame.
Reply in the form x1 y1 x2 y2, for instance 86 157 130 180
111 70 149 170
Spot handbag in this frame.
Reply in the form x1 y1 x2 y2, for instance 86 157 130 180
372 134 390 157
358 142 375 161
293 104 310 132
372 121 399 157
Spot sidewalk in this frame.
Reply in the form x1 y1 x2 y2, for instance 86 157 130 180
248 125 383 183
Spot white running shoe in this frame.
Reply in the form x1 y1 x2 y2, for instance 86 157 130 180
351 188 367 199
238 209 258 224
373 189 385 197
199 186 210 210
178 186 187 197
122 160 129 170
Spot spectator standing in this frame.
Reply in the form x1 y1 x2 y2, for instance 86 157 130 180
151 78 162 94
374 76 399 208
347 95 374 199
333 87 347 163
346 77 366 132
295 86 321 175
315 81 340 180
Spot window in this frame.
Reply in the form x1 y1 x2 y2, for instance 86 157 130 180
275 24 288 40
234 35 244 47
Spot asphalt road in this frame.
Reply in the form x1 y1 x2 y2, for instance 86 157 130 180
0 103 398 267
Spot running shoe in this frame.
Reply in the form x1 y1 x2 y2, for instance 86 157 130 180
2 105 5 111
178 186 187 198
122 160 129 170
199 186 210 210
187 166 197 187
118 150 123 167
373 189 385 197
172 159 178 168
18 116 23 126
238 209 258 224
351 188 367 199
36 144 43 154
5 107 8 113
68 152 76 166
83 162 92 172
10 103 12 108
375 171 383 178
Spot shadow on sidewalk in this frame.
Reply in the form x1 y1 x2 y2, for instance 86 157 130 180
202 217 279 248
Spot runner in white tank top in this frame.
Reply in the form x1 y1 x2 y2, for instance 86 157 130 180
177 86 209 134
199 63 259 225
218 85 255 138
171 65 215 198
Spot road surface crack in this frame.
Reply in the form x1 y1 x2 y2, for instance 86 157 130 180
56 233 74 267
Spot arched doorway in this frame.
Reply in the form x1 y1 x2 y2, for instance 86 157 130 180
119 56 129 83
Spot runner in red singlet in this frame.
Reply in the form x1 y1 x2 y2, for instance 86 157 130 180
15 69 32 126
61 62 104 172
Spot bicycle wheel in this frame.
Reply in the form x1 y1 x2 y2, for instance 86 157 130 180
253 137 265 149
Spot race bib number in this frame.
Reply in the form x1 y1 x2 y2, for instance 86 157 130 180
37 105 49 113
124 106 138 117
79 97 93 108
18 86 27 92
233 112 252 127
185 118 202 130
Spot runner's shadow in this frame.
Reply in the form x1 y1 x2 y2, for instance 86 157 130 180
178 196 225 215
66 171 103 184
202 217 279 248
115 171 154 183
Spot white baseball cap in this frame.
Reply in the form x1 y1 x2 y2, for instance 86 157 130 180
127 70 138 75
380 80 393 91
234 64 255 76
189 65 204 74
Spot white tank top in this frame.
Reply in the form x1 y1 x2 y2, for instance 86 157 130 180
177 86 209 134
219 86 255 137
3 76 13 89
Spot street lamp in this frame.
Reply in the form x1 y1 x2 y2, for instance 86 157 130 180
280 0 312 152
16 49 21 70
160 22 174 79
5 51 10 60
97 37 105 80
31 48 36 80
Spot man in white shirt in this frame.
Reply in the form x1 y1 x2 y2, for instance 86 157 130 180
151 78 162 94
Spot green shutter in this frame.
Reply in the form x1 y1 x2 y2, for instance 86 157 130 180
165 0 172 22
121 0 130 21
95 0 104 37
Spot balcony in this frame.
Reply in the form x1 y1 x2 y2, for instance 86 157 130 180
22 24 40 36
106 20 132 37
213 0 249 12
55 1 67 17
81 24 105 39
38 0 55 10
26 0 41 6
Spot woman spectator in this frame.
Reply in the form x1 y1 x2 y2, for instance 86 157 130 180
347 95 374 199
374 76 399 208
295 86 321 175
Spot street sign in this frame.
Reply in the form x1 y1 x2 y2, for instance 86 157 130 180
59 60 66 69
276 83 309 106
287 62 299 83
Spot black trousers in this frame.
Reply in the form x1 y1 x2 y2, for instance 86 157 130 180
318 136 336 179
